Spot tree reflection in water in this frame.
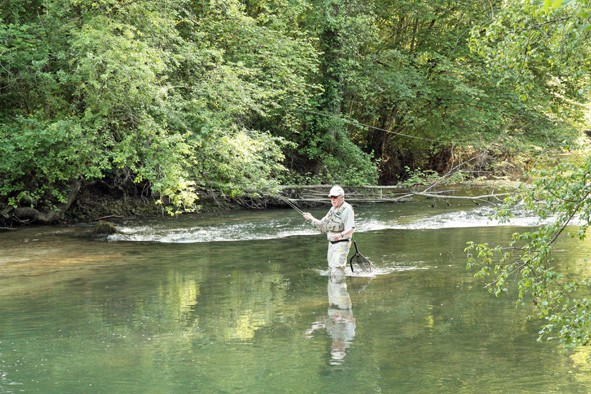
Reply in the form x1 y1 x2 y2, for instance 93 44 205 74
306 274 356 365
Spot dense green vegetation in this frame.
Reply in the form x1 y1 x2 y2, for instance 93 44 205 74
3 0 591 350
1 0 586 222
0 0 586 221
466 0 591 349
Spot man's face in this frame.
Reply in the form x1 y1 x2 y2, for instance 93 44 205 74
330 195 344 208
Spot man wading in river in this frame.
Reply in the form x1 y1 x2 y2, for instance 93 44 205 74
303 186 355 276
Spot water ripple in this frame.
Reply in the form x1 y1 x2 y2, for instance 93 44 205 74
107 206 558 244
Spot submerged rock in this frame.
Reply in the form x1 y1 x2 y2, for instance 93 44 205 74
93 220 119 235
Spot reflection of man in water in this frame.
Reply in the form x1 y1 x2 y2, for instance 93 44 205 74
306 275 356 365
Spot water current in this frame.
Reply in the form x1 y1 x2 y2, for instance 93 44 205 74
1 200 591 393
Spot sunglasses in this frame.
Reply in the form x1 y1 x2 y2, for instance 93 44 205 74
329 195 342 200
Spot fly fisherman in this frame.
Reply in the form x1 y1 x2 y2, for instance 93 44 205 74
303 185 355 276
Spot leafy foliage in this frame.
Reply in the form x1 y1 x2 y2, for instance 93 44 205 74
195 128 288 197
0 0 588 220
465 0 591 348
466 156 591 346
0 0 318 216
322 0 582 184
469 0 591 116
0 117 105 208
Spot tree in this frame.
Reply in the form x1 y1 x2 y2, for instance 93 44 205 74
0 0 320 222
466 157 591 346
1 0 588 225
466 0 591 347
284 0 379 185
181 0 320 194
470 0 591 106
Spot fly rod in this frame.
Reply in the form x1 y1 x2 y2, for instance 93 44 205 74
277 194 305 216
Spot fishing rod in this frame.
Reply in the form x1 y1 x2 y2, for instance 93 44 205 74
276 194 305 216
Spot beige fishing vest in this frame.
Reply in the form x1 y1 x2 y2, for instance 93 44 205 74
319 202 354 237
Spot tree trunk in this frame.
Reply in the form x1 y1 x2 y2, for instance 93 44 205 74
12 180 81 224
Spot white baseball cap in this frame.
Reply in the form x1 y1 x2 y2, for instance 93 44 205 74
328 185 345 197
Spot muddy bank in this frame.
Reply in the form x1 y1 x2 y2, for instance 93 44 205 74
0 180 247 229
66 187 252 224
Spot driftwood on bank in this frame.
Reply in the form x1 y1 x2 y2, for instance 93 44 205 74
409 191 509 203
278 184 510 206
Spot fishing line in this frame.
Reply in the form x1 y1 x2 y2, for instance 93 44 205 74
296 108 434 142
296 108 513 194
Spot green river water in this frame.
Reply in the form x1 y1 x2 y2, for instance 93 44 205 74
1 201 591 393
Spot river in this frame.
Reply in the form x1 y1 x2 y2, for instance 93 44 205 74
1 200 591 393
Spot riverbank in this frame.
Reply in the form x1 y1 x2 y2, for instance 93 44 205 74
1 178 520 231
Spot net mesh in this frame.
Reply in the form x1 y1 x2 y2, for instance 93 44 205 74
349 241 377 272
349 254 371 272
